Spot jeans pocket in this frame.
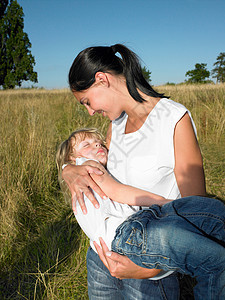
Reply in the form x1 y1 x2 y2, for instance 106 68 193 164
125 227 143 247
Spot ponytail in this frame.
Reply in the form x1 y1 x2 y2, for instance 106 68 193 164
69 44 167 102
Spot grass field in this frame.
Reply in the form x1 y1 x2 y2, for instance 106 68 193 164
0 84 224 299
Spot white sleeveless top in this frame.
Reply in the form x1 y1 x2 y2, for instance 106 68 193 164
107 98 196 201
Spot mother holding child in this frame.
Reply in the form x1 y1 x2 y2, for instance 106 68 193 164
58 44 225 300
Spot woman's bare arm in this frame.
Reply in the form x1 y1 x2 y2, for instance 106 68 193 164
174 113 206 197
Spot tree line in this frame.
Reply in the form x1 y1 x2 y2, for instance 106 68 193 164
185 54 225 84
0 1 224 89
144 53 225 85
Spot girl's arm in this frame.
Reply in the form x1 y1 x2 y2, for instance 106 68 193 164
82 160 171 206
174 113 206 197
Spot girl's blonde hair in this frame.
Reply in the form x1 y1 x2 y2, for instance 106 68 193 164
56 128 106 205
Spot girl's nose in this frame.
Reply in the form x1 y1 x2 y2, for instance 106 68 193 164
95 142 101 147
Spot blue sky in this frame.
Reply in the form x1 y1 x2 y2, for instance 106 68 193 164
18 0 225 89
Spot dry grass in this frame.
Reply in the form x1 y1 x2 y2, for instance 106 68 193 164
0 84 224 299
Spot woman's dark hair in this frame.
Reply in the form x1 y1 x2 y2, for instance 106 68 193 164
69 44 167 102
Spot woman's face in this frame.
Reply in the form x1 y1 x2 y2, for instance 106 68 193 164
73 75 124 121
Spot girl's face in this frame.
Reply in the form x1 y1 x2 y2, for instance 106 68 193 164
73 74 124 121
71 136 108 166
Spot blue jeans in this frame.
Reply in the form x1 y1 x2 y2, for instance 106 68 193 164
111 196 225 300
86 247 179 299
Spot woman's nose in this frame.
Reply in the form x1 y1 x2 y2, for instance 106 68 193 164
86 106 95 116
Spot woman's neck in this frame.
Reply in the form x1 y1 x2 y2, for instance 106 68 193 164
110 75 161 133
124 93 161 134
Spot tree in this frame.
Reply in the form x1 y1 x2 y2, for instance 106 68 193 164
0 0 37 89
142 66 151 82
0 0 9 85
185 63 210 83
211 52 225 83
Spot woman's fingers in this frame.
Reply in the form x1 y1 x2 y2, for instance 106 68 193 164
96 238 161 279
93 241 110 269
99 237 110 254
95 237 129 279
85 164 104 175
84 166 107 200
75 187 88 214
71 193 77 214
84 161 106 175
97 238 122 278
94 238 128 279
62 164 107 214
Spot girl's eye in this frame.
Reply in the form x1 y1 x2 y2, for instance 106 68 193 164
83 143 89 148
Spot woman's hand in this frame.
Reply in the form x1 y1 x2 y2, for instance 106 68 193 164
93 238 161 279
62 164 106 214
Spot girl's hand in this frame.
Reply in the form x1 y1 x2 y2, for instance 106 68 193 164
62 164 106 214
93 238 161 279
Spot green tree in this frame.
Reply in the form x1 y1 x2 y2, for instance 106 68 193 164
0 0 37 89
211 52 225 83
185 63 210 83
142 66 151 82
0 0 9 85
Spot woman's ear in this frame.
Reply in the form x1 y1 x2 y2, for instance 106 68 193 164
95 72 110 87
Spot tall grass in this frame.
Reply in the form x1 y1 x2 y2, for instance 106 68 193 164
0 84 224 299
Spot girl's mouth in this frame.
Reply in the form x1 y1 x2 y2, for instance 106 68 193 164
97 149 105 154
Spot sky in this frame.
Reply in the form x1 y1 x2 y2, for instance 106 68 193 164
17 0 225 89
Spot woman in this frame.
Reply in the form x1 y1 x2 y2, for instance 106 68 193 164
62 44 206 299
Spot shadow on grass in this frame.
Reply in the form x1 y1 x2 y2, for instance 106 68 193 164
0 209 84 300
